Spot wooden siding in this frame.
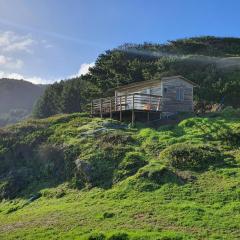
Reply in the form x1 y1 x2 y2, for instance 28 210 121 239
161 77 193 112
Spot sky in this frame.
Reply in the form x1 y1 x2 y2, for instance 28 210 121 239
0 0 239 84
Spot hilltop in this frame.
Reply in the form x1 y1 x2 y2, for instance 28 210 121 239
0 107 240 239
33 36 240 118
0 78 46 127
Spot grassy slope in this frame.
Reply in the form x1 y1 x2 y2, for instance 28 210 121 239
0 110 240 240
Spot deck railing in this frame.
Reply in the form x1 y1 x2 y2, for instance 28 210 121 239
91 93 162 117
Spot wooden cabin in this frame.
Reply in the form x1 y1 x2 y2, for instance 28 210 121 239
91 75 197 124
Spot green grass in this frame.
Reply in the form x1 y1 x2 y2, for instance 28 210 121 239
0 109 240 239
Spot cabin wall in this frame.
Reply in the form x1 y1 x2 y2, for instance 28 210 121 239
114 77 194 113
161 78 193 112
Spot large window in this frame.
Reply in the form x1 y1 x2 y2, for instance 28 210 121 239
176 87 184 101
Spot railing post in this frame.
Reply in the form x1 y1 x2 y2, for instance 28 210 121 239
132 94 135 127
100 99 103 118
120 96 122 122
110 98 112 119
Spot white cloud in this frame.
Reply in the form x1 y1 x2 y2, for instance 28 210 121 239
78 62 94 75
76 62 94 76
68 62 94 79
0 55 7 65
0 55 23 69
0 31 35 53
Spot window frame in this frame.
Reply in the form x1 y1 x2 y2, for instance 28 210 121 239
176 87 184 101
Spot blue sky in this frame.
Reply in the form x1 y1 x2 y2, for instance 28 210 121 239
0 0 239 84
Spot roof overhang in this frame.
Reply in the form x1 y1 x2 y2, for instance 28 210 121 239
114 75 199 92
114 79 161 91
161 75 199 87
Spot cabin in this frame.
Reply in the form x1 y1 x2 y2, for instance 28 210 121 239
91 75 197 125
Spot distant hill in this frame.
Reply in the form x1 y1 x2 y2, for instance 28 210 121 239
0 78 46 126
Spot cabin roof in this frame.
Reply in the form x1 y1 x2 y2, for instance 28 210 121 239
161 75 199 87
114 75 198 91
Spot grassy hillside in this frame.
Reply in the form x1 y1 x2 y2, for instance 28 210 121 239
0 108 240 239
0 78 46 127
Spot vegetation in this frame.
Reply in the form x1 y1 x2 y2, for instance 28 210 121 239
33 36 240 118
0 78 46 126
0 108 240 239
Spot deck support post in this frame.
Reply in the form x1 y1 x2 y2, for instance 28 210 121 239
147 112 150 123
120 96 122 122
147 93 151 123
100 99 103 118
132 94 135 127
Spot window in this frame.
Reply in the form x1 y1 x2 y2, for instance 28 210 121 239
176 87 184 101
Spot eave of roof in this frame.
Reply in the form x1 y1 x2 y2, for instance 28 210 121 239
161 75 199 87
114 75 199 91
114 79 161 91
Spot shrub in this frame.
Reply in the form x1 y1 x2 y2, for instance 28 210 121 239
159 143 223 171
0 167 32 199
220 126 240 147
108 232 129 240
221 106 240 118
138 164 184 185
88 233 106 240
36 143 65 180
103 212 114 219
114 152 147 181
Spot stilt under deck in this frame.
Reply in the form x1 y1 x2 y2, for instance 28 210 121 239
91 93 163 125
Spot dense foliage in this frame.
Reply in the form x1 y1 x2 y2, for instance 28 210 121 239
0 108 240 239
33 36 240 118
159 143 223 171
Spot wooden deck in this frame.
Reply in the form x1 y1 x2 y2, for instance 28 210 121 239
91 93 163 125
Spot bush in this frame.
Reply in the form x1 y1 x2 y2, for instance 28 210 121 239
108 232 129 240
159 143 223 171
36 143 65 180
103 212 115 219
114 152 147 181
221 126 240 147
88 233 106 240
138 164 183 185
0 167 32 199
221 106 240 118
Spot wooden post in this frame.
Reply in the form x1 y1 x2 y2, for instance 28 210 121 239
120 96 122 122
132 94 135 127
100 99 103 118
110 98 112 119
147 94 151 123
91 100 93 117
